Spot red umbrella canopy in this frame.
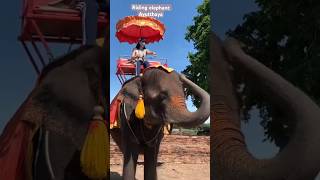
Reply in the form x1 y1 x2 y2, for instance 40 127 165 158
116 16 166 44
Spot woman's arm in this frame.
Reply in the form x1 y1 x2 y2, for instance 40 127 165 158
146 49 157 56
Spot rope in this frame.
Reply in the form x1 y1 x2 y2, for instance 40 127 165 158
44 130 56 180
121 101 163 147
33 126 43 180
122 102 140 144
139 120 163 147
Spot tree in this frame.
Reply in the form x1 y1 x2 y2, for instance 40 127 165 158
227 0 320 149
183 0 210 108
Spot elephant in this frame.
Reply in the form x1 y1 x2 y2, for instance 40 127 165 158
0 45 108 180
211 33 320 180
110 67 210 180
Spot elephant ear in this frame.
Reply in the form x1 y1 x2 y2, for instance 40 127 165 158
36 47 102 121
120 77 143 113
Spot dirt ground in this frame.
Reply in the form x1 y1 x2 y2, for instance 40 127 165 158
110 135 210 180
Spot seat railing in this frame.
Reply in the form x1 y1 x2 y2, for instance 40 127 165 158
116 55 169 84
118 55 167 65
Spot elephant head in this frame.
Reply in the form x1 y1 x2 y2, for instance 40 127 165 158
0 46 107 180
211 33 320 180
37 25 110 126
34 46 104 146
118 68 210 128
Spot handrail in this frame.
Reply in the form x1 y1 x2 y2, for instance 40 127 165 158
118 55 168 64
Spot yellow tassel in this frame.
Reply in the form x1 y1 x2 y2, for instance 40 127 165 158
135 95 145 119
80 106 109 179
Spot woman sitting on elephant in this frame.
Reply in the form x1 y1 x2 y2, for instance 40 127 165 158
130 38 157 76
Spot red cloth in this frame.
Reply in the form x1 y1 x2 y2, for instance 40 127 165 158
110 98 121 129
0 99 34 180
116 59 163 76
0 122 31 180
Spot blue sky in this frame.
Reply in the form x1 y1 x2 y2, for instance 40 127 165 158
0 2 36 132
0 2 73 132
110 0 203 115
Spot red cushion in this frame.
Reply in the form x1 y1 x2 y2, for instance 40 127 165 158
116 59 163 75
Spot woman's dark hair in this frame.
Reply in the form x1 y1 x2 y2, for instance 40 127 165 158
135 41 146 49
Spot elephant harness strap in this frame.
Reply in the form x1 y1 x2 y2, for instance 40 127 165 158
121 102 163 147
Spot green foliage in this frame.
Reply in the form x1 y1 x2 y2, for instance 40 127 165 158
173 123 210 136
227 0 320 148
183 0 210 107
196 123 210 136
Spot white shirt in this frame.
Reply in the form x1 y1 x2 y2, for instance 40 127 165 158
132 48 148 61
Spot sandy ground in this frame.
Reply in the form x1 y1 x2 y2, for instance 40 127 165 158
110 163 210 180
110 135 210 180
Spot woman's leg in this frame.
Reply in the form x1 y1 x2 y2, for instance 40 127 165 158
143 60 150 68
82 0 99 45
136 60 142 76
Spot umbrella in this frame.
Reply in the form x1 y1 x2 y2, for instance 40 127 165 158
116 16 165 44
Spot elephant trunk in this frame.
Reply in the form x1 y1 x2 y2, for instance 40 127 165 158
166 74 210 128
212 33 320 180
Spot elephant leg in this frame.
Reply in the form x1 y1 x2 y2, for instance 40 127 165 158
122 140 139 180
144 143 160 180
35 130 79 180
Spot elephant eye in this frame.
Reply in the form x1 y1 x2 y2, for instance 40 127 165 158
158 92 168 101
